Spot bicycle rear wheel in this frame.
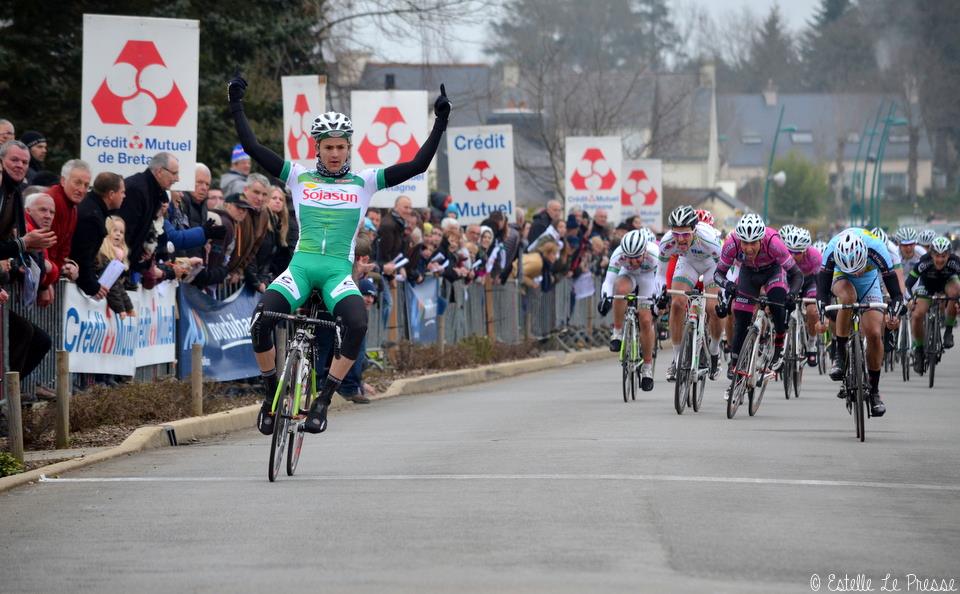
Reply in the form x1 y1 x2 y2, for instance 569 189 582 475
850 336 866 442
674 323 693 415
728 328 756 419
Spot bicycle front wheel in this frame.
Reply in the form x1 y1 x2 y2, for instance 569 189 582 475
783 318 796 399
269 350 299 482
850 336 866 442
926 315 939 388
621 320 635 403
287 359 311 476
748 329 769 417
728 328 757 419
692 344 707 413
674 323 693 415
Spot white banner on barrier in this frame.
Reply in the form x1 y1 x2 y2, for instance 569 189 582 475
61 281 178 375
446 125 516 225
621 159 663 232
564 136 622 222
282 75 327 170
351 90 429 208
80 14 199 190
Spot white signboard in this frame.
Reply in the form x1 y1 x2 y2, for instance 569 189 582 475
81 14 199 190
351 90 429 208
564 136 622 222
621 159 664 232
62 282 178 376
282 75 327 170
446 125 516 225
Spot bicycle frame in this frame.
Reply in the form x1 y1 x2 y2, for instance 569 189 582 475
667 289 717 378
614 294 654 365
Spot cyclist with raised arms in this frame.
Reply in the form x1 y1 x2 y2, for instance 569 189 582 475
714 214 802 386
781 226 822 366
907 236 960 370
228 71 451 435
598 229 660 391
817 228 903 417
656 206 724 381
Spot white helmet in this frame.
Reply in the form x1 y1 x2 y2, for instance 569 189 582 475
620 229 646 258
782 226 811 252
930 236 952 254
735 213 766 243
918 229 937 246
895 226 918 245
310 111 354 140
834 230 868 274
813 240 828 253
870 227 889 244
641 227 657 246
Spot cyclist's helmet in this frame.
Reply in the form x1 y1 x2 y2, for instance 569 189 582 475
834 230 869 274
813 240 828 253
310 111 354 140
668 205 699 229
930 236 952 254
619 229 646 258
870 226 889 244
734 213 766 242
918 229 937 246
782 226 811 252
641 227 657 246
895 226 918 245
779 224 796 240
695 209 715 226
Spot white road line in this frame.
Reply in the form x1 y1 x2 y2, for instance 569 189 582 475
38 473 960 491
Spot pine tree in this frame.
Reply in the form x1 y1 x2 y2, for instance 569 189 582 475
742 6 800 92
800 0 879 91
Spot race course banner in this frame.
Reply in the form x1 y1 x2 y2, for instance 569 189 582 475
62 282 177 376
351 90 429 208
405 277 440 343
177 284 260 381
621 159 663 232
81 14 199 190
564 136 622 222
446 125 516 225
282 75 327 170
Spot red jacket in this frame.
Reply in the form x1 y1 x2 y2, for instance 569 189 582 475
48 183 78 272
25 213 59 288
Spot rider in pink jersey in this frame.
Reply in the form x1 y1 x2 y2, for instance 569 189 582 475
713 214 802 385
780 225 822 366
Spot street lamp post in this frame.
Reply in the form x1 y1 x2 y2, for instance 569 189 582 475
762 105 797 222
859 101 887 227
849 101 884 226
870 113 909 227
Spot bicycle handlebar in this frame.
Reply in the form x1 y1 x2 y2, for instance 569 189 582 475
666 289 718 300
800 297 818 305
612 294 655 304
262 311 340 328
824 303 889 313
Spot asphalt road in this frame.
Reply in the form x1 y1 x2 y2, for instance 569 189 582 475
2 347 959 594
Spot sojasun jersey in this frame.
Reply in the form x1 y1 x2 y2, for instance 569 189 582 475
281 161 387 262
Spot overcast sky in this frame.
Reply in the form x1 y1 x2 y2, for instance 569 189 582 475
356 0 821 64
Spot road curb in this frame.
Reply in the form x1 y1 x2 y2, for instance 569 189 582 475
0 348 611 493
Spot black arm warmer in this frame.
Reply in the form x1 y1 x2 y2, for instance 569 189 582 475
905 270 919 292
230 102 284 179
786 262 803 294
882 271 903 302
383 116 447 188
713 263 730 290
816 269 833 303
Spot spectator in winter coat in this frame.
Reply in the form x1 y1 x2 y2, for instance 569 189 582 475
219 144 251 197
20 131 48 184
47 159 91 277
118 152 180 276
71 172 126 299
23 192 59 306
527 199 562 247
180 163 211 258
377 195 412 279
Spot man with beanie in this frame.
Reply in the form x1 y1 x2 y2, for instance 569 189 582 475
20 131 48 184
219 144 251 197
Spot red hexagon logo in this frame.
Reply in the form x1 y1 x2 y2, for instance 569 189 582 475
621 168 658 206
570 148 617 191
287 93 317 161
91 40 187 127
464 160 500 192
357 107 420 165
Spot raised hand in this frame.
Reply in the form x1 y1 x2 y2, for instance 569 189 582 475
434 83 451 119
227 67 247 103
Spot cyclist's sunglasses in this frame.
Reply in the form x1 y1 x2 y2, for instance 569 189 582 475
672 231 694 238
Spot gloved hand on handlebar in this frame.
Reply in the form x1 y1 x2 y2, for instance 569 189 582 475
655 287 670 312
597 295 613 316
888 298 906 318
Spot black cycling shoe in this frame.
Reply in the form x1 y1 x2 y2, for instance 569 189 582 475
829 360 846 382
869 392 886 417
726 359 736 381
913 348 925 374
709 354 720 380
943 327 954 349
256 399 274 435
806 351 818 367
609 338 622 353
303 398 329 434
883 331 896 353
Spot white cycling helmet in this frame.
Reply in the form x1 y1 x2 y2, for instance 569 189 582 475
834 230 869 274
782 226 811 252
620 229 646 258
870 227 889 244
813 240 828 253
778 224 796 238
895 226 918 245
668 205 699 229
918 229 937 246
735 213 766 243
641 227 657 246
930 236 952 254
310 111 354 140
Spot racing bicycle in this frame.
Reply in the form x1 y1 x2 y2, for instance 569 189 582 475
668 288 718 414
614 294 656 403
782 297 817 399
726 294 777 419
918 294 957 388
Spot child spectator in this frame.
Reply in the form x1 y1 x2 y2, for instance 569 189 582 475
94 216 136 318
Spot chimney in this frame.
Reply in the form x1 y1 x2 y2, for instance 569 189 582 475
385 73 395 90
762 79 778 107
699 61 715 89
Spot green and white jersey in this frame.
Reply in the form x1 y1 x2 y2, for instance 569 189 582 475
280 161 387 262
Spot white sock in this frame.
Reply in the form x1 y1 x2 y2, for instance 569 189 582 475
806 336 817 351
708 337 720 356
612 327 623 339
672 348 680 364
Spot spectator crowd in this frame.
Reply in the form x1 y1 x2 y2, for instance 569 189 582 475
0 116 640 403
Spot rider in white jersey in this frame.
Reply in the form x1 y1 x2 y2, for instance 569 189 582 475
598 230 660 391
656 206 724 381
896 226 927 281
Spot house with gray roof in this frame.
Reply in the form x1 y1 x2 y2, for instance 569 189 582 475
717 89 934 201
